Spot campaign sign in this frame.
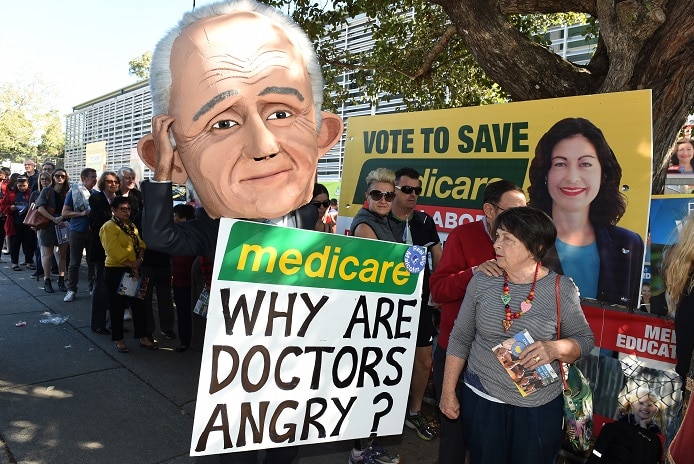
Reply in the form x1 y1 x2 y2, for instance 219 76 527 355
190 220 424 456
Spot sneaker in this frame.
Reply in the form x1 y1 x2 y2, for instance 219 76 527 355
63 290 76 302
349 444 400 464
365 444 400 464
405 411 436 441
162 330 177 340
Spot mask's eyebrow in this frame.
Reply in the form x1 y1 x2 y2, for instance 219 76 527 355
258 86 304 101
193 90 239 122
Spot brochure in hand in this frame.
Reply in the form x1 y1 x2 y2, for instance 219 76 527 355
118 272 149 300
491 329 559 397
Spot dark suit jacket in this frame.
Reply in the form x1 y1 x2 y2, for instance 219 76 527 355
88 190 121 263
543 225 644 309
140 181 318 260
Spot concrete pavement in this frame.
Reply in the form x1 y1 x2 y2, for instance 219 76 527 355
0 258 439 464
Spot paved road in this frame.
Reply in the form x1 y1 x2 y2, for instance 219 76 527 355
0 258 439 464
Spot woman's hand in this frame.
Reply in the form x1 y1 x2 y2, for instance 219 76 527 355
52 215 63 224
439 390 460 420
519 340 558 368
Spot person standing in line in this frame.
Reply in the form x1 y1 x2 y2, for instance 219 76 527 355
389 167 442 442
311 183 333 232
35 168 70 293
348 167 401 464
88 171 121 334
0 169 8 262
29 173 52 276
23 159 38 192
429 179 526 464
440 207 594 464
62 168 98 302
138 247 177 341
41 161 56 175
171 204 196 352
1 176 35 271
100 196 155 353
117 167 143 216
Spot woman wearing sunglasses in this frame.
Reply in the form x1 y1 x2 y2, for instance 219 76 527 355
347 166 402 464
311 183 333 233
349 168 398 241
35 169 70 293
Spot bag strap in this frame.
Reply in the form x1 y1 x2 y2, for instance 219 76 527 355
556 275 569 391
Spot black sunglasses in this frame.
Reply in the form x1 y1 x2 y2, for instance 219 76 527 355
396 185 422 195
368 190 396 202
312 200 330 208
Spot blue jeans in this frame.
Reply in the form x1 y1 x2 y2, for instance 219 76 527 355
461 383 563 464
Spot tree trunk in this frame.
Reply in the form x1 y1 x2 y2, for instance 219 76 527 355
433 0 694 193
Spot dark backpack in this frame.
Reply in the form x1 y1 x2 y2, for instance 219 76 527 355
586 421 662 464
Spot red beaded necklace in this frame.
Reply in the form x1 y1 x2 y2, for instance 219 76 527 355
501 261 540 332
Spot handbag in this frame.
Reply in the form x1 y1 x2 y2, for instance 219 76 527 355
556 274 595 453
23 203 51 230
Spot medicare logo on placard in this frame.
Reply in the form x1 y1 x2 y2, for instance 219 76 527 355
218 221 418 294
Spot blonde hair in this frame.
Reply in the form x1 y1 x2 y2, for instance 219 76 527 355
365 168 395 191
662 215 694 313
622 386 664 429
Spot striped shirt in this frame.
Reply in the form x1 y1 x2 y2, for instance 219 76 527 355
447 270 594 407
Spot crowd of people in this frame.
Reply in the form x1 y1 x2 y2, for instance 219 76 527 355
3 0 693 462
0 159 196 354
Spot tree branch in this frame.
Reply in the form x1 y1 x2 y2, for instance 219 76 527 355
431 0 598 100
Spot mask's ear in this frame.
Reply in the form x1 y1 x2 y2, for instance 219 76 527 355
316 112 344 156
137 134 189 184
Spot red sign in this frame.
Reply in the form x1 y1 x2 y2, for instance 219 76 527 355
583 304 676 364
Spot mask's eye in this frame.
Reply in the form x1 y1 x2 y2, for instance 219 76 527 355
212 120 237 129
268 110 292 120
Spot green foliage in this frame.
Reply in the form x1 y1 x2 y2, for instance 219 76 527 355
129 51 152 81
37 110 65 160
0 81 64 163
256 0 586 112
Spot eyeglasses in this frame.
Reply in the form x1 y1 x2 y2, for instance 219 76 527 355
491 203 506 211
312 200 330 208
54 174 66 179
396 185 422 195
368 190 396 202
104 180 119 184
117 207 131 212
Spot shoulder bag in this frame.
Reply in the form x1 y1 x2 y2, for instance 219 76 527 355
556 274 595 454
23 202 51 230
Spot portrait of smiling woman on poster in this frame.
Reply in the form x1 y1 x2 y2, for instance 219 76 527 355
528 117 644 309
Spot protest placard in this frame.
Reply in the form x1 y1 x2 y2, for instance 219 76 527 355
190 219 425 456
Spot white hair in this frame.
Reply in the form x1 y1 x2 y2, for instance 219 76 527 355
149 0 324 129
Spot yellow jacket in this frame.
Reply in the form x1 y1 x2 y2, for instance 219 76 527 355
99 219 146 267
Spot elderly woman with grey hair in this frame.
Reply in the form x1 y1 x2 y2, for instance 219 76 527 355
440 207 594 464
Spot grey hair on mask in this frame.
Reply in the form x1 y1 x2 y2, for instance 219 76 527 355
149 0 324 130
